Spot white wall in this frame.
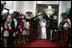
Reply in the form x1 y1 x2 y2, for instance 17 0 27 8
5 1 13 9
5 1 36 16
20 1 36 16
5 1 20 12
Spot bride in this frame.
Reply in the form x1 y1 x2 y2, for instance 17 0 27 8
39 17 47 39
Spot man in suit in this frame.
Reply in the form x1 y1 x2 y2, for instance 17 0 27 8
7 9 15 47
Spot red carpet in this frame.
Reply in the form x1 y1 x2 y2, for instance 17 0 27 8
15 39 63 47
24 39 61 47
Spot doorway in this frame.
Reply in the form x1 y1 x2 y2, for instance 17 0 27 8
36 4 59 39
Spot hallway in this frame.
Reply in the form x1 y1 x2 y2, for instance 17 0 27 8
1 1 71 47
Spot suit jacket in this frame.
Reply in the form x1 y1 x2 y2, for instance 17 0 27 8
11 18 19 32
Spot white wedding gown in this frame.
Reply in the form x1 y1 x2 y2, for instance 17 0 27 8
40 19 47 39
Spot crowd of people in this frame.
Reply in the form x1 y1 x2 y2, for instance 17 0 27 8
1 2 41 47
1 8 36 47
1 1 71 47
